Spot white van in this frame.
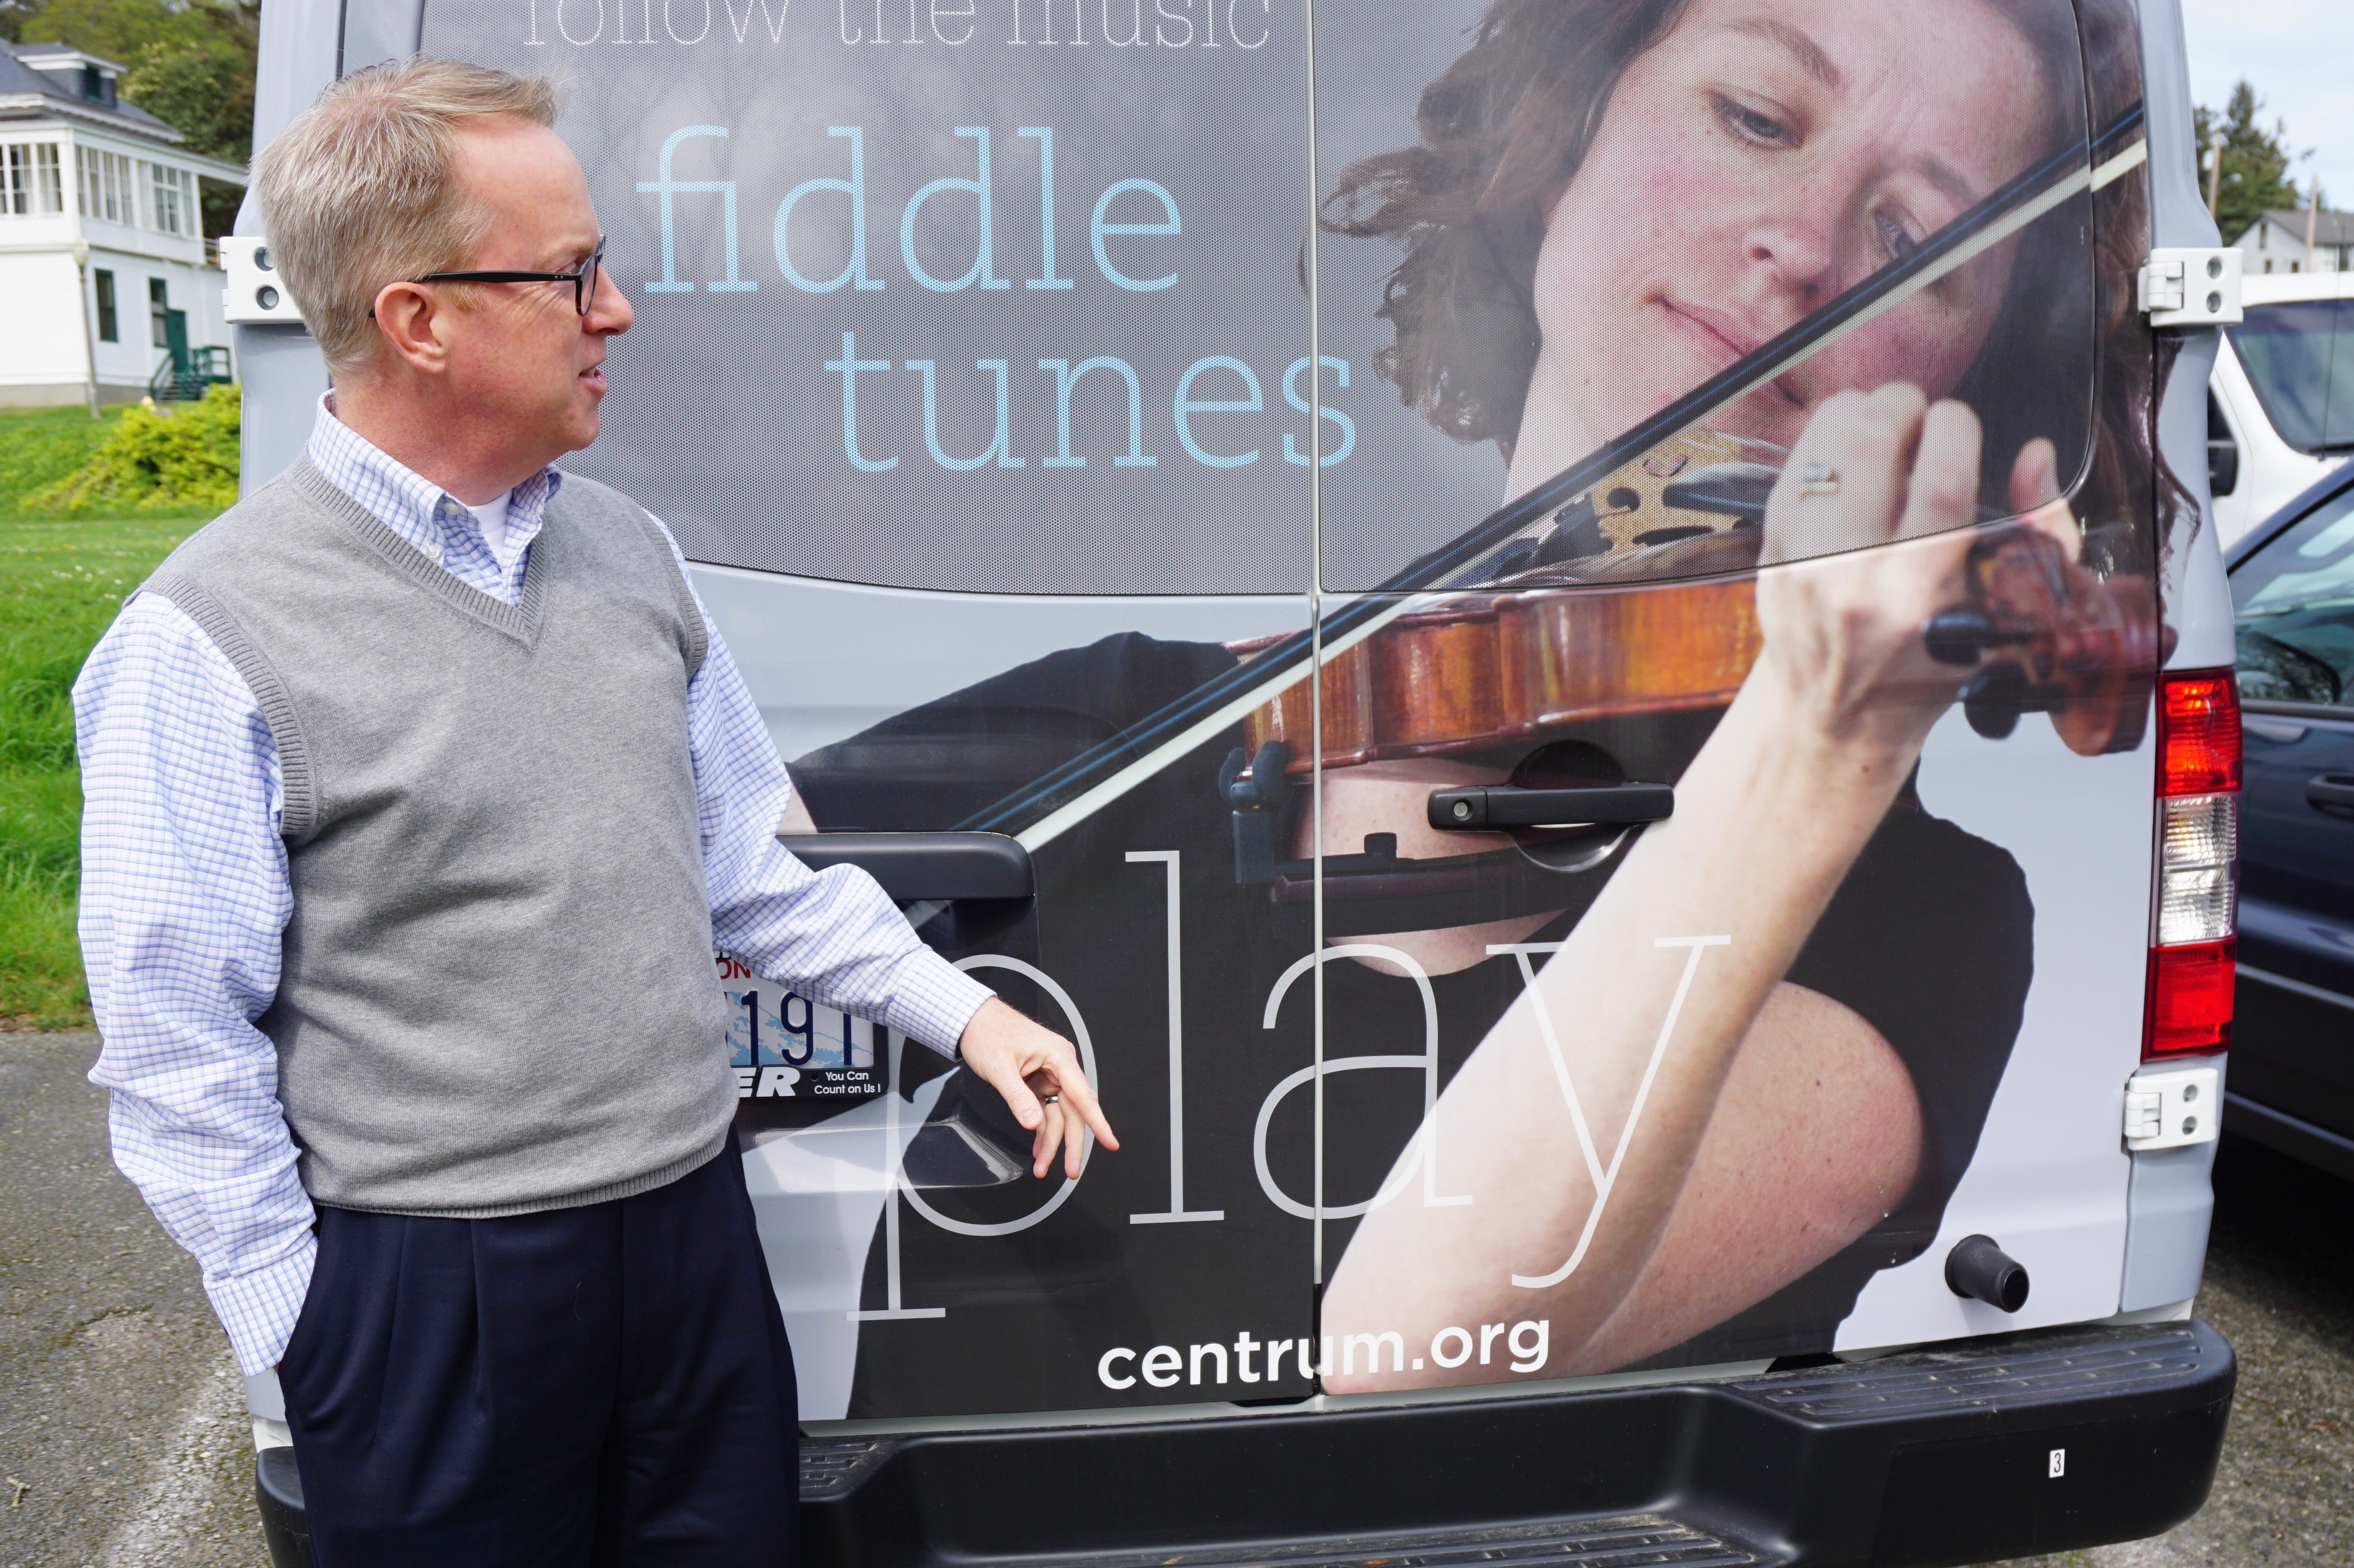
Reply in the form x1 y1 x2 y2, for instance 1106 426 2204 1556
2209 269 2354 546
229 0 2247 1564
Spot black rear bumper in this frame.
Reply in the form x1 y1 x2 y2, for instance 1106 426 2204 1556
259 1319 2233 1568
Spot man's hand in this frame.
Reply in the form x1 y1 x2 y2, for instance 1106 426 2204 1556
956 997 1118 1179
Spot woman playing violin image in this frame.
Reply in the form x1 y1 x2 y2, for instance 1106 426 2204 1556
1309 0 2172 1384
790 0 2178 1408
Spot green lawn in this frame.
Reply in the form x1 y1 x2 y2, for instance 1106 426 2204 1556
0 515 195 1028
0 405 129 516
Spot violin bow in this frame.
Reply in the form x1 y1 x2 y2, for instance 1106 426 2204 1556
958 104 2150 852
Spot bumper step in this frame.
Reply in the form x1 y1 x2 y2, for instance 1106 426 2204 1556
258 1321 2232 1568
1728 1323 2208 1419
800 1321 2233 1568
892 1517 1773 1568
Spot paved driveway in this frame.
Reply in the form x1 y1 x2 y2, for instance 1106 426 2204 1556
0 1033 262 1567
1988 1132 2354 1567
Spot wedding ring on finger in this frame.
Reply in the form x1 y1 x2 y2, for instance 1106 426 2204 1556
1799 463 1841 496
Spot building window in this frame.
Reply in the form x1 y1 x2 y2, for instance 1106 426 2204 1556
150 277 169 347
79 148 135 227
95 269 117 342
2 143 64 215
147 162 191 235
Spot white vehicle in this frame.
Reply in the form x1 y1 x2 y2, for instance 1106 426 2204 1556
225 0 2249 1564
2209 269 2354 546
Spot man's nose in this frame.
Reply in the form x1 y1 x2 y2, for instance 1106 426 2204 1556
588 265 633 335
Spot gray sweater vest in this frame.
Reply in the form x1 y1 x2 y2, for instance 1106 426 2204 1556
144 458 736 1216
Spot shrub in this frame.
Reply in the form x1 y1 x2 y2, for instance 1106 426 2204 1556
32 383 240 516
0 407 126 515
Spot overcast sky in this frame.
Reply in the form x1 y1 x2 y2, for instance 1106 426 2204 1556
2179 0 2353 218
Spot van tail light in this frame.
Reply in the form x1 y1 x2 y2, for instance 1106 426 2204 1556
2145 671 2240 1058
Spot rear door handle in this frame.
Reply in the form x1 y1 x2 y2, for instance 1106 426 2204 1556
1427 783 1675 831
777 831 1034 900
2307 774 2354 814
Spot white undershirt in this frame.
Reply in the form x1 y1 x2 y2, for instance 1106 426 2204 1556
466 490 517 575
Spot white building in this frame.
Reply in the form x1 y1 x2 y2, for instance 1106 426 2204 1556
2228 208 2354 275
0 41 245 407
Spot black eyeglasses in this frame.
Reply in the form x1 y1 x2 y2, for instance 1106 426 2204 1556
409 235 607 315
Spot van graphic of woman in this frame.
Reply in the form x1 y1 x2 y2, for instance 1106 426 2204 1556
794 0 2179 1402
1309 0 2174 1385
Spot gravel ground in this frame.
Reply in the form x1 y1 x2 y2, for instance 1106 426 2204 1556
2 1030 2346 1567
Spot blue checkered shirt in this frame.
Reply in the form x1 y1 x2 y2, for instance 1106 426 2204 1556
75 397 993 1377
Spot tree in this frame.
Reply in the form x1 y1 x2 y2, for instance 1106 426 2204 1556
0 0 42 43
19 0 213 66
21 0 257 235
124 32 254 160
2195 82 2309 245
126 26 255 235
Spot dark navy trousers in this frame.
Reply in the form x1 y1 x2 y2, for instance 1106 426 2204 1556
278 1133 800 1567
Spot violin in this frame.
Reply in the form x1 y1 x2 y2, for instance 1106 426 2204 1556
1213 429 2163 934
1233 431 2162 779
1233 431 1765 781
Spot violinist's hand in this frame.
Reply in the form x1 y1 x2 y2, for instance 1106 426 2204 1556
1753 385 1984 758
957 997 1120 1179
2007 434 2083 555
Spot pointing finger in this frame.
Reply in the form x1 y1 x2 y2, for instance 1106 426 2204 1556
1053 1062 1120 1153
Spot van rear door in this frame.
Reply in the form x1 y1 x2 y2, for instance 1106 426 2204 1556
1291 0 2171 1392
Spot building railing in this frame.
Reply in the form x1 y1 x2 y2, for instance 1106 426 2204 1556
151 346 232 402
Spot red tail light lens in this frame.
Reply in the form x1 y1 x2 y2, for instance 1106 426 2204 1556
2146 939 2235 1055
2146 669 2240 1060
2158 671 2241 796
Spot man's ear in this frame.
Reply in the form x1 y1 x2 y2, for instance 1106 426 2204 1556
371 280 451 375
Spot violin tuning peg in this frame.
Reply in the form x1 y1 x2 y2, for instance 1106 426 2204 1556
1225 740 1296 887
1250 741 1294 794
1924 608 1997 667
1962 663 2029 740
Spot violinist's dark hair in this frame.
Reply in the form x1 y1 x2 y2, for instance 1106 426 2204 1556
1321 0 2181 538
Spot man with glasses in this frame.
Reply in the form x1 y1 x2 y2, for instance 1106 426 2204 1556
72 57 1113 1564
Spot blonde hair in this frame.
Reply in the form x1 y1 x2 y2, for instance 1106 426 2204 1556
252 58 558 375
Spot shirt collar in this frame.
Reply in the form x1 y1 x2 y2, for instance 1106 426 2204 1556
305 393 563 564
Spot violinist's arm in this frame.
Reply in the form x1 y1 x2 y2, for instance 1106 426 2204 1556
1324 387 1994 1384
